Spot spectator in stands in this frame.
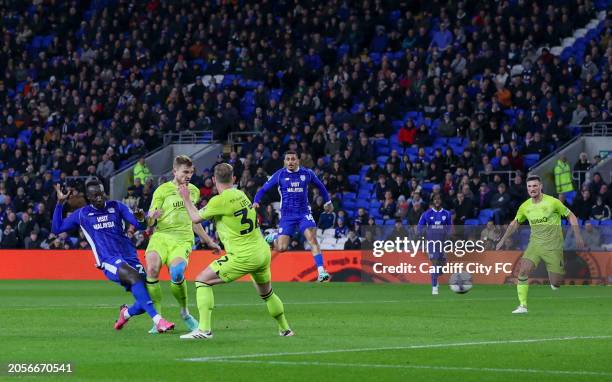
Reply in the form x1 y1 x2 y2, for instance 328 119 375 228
17 212 38 244
379 191 397 220
132 156 152 185
509 174 529 208
407 201 424 227
573 152 591 187
260 205 279 232
334 217 349 239
480 221 502 250
96 153 115 182
1 223 18 248
453 192 474 225
490 183 512 225
398 121 417 150
572 188 594 221
387 219 411 241
318 204 336 231
122 186 140 211
365 162 383 182
24 231 42 249
589 173 606 196
591 196 611 221
343 230 361 250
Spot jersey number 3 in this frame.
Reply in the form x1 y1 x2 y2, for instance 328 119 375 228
234 208 257 235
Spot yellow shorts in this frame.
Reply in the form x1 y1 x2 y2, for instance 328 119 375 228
146 232 193 265
209 245 271 284
523 246 565 275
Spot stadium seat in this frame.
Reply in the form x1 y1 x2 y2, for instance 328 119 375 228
464 219 480 225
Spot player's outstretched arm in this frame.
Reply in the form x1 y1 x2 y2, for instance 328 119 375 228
496 219 519 251
567 211 585 249
51 184 80 234
253 170 281 208
178 184 204 223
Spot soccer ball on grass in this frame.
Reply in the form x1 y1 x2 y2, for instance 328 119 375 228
449 272 473 294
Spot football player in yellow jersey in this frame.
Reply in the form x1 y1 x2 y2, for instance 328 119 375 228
145 155 220 334
178 163 293 339
497 175 584 314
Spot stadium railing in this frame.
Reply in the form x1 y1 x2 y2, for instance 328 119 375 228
162 130 214 145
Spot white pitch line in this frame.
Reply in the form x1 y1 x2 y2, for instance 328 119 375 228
4 294 612 311
207 359 612 377
3 295 610 311
182 335 612 362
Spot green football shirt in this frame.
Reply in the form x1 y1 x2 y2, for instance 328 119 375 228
149 181 200 242
514 194 570 252
198 188 266 255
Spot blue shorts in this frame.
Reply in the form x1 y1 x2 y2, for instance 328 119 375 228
99 256 145 290
278 214 316 238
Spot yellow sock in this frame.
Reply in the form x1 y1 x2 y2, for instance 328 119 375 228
170 280 188 311
262 290 289 331
517 276 529 307
195 282 214 332
146 277 162 315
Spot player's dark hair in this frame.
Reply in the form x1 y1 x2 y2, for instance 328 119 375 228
174 155 193 168
85 179 103 190
526 174 541 183
284 150 298 158
214 163 234 184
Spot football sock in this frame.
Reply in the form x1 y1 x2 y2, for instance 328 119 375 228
131 280 158 318
517 276 529 307
152 315 162 325
195 282 214 332
313 253 324 273
170 279 189 317
431 273 438 287
261 290 289 331
146 277 162 315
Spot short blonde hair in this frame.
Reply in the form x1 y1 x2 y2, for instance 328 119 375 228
214 163 234 184
173 155 193 168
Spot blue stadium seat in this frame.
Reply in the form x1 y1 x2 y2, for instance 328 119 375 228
479 209 494 220
342 192 357 200
385 220 396 225
370 200 382 209
343 200 356 210
375 219 384 225
356 200 370 209
523 154 540 168
464 219 480 225
348 174 360 185
563 190 577 205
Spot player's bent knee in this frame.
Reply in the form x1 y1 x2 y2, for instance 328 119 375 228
170 261 186 283
118 265 141 286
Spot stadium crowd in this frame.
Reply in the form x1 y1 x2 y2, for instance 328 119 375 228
0 0 610 249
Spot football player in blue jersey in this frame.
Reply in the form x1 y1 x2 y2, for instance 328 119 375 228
51 181 175 333
253 151 332 282
417 194 453 295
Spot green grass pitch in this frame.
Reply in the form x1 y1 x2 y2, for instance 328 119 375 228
1 281 612 381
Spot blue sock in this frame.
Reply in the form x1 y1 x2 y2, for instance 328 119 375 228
127 301 145 317
313 253 324 267
131 280 158 318
431 273 438 287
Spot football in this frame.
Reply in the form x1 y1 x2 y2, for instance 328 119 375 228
449 272 473 294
